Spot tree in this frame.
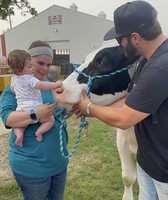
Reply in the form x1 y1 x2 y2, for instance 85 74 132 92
0 0 37 20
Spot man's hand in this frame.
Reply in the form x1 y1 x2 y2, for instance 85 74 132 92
73 90 91 117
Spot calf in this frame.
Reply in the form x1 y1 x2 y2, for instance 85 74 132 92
54 40 139 200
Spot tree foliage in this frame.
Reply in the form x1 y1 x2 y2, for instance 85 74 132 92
0 0 37 20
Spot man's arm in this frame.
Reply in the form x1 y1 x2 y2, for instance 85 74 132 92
74 90 149 130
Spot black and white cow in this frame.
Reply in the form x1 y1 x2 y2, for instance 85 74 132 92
54 39 139 200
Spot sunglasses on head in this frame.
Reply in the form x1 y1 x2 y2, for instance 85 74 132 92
116 34 132 45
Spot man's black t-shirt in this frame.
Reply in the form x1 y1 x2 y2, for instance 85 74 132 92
126 39 168 182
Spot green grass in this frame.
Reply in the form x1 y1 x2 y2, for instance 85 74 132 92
0 183 22 199
0 116 138 200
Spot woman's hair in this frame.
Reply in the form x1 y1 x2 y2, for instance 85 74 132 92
28 40 51 50
8 49 31 74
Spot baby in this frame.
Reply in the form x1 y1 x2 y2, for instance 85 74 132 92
8 49 62 147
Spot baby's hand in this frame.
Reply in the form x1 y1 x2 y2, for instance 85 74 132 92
52 86 64 101
55 81 63 88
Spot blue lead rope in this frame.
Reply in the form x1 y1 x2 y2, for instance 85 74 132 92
59 65 131 158
59 112 89 158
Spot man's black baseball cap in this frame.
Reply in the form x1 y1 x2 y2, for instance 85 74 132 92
104 1 157 40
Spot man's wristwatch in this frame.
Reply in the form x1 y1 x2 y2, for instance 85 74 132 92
30 108 37 120
86 102 93 115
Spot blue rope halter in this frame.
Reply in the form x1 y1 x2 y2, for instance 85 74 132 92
59 65 131 158
74 65 132 97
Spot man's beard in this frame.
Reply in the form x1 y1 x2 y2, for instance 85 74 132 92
125 39 138 59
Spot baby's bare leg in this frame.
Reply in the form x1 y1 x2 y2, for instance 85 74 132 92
35 116 55 142
14 127 25 147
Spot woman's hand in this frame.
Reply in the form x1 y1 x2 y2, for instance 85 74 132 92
35 103 57 119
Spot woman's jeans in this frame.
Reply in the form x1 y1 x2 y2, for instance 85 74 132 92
13 168 67 200
137 163 168 200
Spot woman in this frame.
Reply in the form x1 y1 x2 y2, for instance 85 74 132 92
0 40 69 200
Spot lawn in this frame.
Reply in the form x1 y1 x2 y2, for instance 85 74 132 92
0 115 138 200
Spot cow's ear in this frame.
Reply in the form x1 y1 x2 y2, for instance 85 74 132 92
115 45 125 58
112 46 126 67
126 55 140 66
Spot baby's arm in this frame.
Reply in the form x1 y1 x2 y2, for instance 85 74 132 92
10 85 15 94
35 80 62 90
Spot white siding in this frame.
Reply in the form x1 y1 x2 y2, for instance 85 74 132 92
3 5 113 64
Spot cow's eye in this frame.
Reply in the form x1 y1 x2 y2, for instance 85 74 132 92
102 60 109 65
100 57 109 65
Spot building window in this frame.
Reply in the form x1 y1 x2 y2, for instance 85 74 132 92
52 48 70 66
52 49 71 75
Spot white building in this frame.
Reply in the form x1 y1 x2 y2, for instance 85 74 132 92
0 3 113 75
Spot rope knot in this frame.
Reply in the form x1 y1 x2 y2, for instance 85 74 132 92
80 115 89 128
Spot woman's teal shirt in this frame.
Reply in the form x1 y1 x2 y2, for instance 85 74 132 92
0 84 69 178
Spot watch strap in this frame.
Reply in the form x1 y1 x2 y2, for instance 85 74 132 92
30 108 37 120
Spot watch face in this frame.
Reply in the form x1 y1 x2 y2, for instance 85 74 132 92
30 113 37 120
30 109 37 120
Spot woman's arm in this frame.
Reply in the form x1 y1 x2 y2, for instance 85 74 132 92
1 85 56 128
6 110 33 128
6 104 57 128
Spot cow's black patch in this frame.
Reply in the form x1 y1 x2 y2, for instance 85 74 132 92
77 46 139 95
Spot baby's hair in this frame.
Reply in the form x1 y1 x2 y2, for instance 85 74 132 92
8 49 31 74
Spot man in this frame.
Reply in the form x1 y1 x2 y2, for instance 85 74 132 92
74 1 168 199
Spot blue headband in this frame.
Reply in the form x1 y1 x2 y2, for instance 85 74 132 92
28 46 53 57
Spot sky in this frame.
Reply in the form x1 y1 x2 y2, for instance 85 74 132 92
0 0 168 34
